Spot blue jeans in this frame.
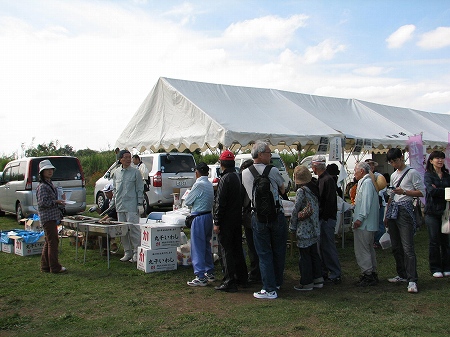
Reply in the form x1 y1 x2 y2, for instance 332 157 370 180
425 214 450 273
387 206 418 282
319 218 341 279
252 212 287 292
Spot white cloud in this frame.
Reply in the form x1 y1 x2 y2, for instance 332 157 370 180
417 27 450 49
303 39 346 64
222 14 308 50
353 66 392 76
386 24 415 49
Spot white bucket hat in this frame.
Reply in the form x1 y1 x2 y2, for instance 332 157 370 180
39 159 55 173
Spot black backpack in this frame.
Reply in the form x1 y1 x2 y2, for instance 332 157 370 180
249 165 279 223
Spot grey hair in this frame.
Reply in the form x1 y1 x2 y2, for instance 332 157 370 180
356 161 371 174
312 161 326 171
251 140 269 159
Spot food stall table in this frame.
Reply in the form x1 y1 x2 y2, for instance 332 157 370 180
77 221 131 268
61 216 98 256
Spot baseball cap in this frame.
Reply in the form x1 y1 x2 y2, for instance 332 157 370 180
219 150 235 161
311 155 326 163
102 183 114 193
39 159 56 173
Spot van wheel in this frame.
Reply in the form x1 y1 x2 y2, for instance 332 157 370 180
96 192 106 209
16 202 24 223
142 195 150 217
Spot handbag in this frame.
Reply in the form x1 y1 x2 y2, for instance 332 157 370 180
413 198 423 229
297 187 313 221
442 201 450 234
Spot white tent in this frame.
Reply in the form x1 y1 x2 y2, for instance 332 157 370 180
116 77 449 152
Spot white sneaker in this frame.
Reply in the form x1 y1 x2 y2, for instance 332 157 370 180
407 282 418 293
444 271 450 277
253 289 277 299
120 252 133 262
388 276 407 283
432 272 444 278
129 253 137 263
187 276 208 287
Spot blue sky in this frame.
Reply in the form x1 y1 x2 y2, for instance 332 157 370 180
1 0 450 156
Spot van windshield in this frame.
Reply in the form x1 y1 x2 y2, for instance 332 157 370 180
161 155 195 173
31 157 83 182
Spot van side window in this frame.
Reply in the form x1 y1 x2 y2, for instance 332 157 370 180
18 162 26 181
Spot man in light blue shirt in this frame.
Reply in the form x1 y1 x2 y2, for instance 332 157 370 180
113 150 144 263
185 162 215 287
353 161 379 286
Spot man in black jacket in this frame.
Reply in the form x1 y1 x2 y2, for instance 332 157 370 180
312 155 342 284
213 150 248 292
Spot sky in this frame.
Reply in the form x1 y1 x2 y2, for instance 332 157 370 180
1 0 450 156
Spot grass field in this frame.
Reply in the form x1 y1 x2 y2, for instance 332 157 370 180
1 212 449 337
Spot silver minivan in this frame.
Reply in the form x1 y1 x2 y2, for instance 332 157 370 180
94 153 196 214
0 156 86 222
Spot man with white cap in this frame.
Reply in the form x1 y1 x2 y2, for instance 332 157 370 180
311 154 342 284
113 150 144 263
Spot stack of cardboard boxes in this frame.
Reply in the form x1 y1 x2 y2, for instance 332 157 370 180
137 222 181 273
1 219 45 256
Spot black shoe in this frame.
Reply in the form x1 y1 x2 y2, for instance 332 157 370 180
372 272 379 284
215 283 238 293
355 274 377 287
236 281 250 288
325 277 342 285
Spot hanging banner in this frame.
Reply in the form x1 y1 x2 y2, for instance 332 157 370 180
363 139 372 150
352 139 363 155
317 137 329 154
407 134 426 204
329 137 342 162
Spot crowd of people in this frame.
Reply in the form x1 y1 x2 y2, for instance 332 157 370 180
38 144 450 298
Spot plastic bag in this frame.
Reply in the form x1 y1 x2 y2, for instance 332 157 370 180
379 231 391 250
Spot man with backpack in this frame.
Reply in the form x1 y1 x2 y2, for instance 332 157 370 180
242 141 287 299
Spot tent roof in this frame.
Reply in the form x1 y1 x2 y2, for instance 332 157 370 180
116 77 449 152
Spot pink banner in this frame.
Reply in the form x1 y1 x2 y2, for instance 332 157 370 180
407 134 425 204
446 132 450 169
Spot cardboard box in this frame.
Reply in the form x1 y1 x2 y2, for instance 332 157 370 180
136 246 177 273
20 219 43 232
14 238 45 256
140 224 181 249
2 243 13 254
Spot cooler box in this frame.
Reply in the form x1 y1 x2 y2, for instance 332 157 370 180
136 246 177 273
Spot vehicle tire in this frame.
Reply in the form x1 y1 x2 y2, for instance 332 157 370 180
96 192 106 209
16 202 24 223
142 194 150 217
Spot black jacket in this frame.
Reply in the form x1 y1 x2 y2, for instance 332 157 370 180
213 168 242 229
424 170 450 216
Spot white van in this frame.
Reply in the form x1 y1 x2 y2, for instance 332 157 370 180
235 153 293 192
0 156 86 222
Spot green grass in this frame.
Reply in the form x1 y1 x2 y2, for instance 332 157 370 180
1 214 449 336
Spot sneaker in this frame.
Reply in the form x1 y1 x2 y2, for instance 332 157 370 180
294 283 314 291
355 274 377 287
388 276 407 283
444 271 450 277
325 277 341 285
187 276 208 287
204 273 216 282
120 252 133 262
407 282 418 293
253 289 277 299
313 277 324 288
129 254 137 263
432 272 444 278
